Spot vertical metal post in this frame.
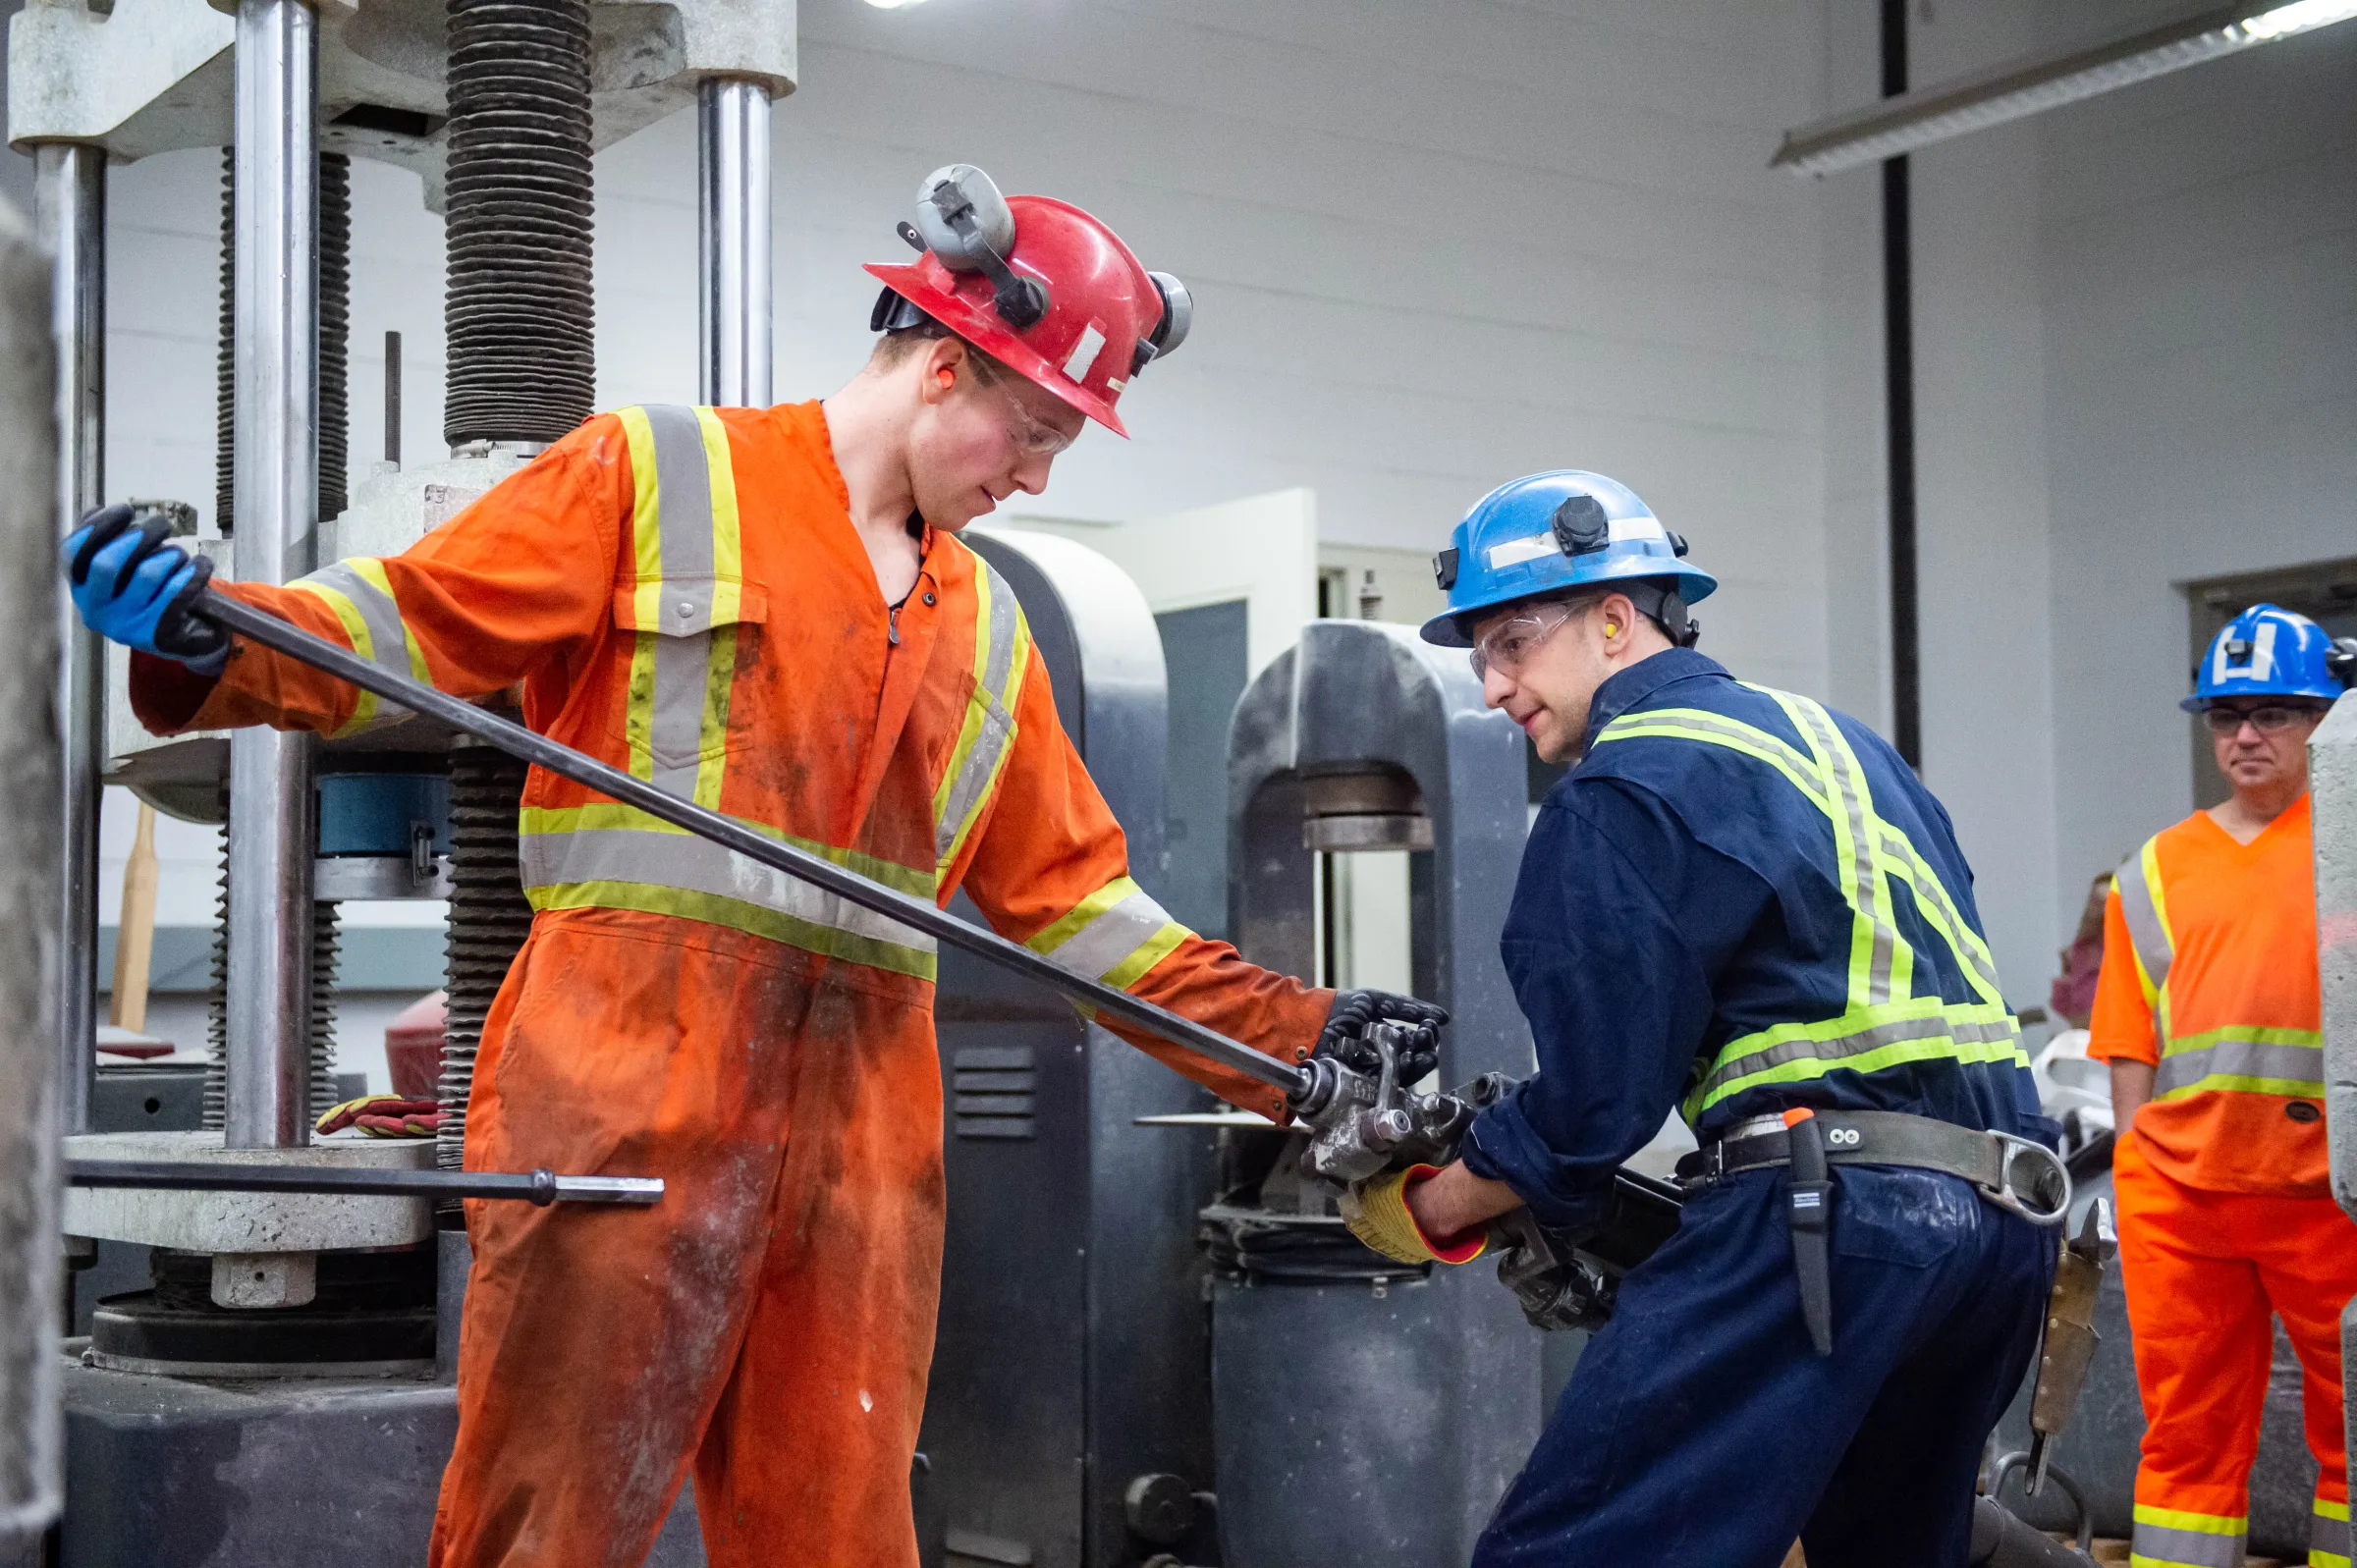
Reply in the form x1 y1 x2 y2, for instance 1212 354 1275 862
1881 0 1920 770
34 145 103 1139
2312 699 2357 1469
698 77 772 407
0 173 64 1560
225 0 319 1149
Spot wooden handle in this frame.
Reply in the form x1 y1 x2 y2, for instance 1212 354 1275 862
109 800 159 1033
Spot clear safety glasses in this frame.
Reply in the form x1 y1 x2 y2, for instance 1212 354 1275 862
1468 601 1584 681
2202 703 2327 735
968 360 1077 460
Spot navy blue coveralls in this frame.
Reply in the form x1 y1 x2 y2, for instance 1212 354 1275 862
1461 649 2058 1568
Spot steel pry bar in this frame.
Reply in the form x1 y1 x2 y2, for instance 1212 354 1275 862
192 587 1311 1100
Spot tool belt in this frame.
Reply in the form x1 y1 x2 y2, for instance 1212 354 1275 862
1675 1108 2071 1357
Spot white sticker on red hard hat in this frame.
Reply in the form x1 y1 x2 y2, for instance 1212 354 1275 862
1063 322 1107 383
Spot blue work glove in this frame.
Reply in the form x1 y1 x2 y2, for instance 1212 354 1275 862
64 504 229 674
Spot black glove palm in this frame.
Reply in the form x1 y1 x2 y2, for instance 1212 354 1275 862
1316 989 1448 1086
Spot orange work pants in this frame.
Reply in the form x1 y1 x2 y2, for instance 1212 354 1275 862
426 909 945 1568
2115 1133 2357 1568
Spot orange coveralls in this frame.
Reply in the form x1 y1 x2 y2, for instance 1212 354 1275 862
2089 796 2357 1568
130 402 1330 1567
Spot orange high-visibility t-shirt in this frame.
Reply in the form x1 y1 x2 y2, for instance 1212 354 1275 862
2088 795 2325 1196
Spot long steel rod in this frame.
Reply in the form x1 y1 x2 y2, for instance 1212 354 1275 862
66 1159 663 1206
226 0 321 1149
34 144 104 1140
194 590 1310 1098
697 77 773 406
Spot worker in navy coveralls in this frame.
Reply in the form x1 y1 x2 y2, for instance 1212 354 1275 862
1338 470 2064 1568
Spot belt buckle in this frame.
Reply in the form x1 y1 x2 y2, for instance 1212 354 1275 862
1978 1133 2072 1227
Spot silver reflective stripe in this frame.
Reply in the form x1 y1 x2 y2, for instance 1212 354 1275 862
301 562 411 680
641 405 723 797
2130 1518 2244 1567
934 563 1025 864
1697 1013 2022 1108
1043 887 1178 982
521 827 936 957
1781 693 1897 1005
2313 1502 2352 1564
2156 1037 2327 1097
2114 847 2172 991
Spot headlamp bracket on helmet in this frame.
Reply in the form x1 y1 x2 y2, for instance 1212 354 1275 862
1552 494 1611 557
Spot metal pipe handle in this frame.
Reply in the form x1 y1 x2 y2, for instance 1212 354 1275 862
67 1158 663 1207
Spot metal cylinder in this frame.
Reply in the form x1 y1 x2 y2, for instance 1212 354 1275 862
0 183 64 1555
442 0 595 448
438 744 532 1174
698 77 772 407
2314 696 2357 1469
36 143 103 1141
225 0 321 1150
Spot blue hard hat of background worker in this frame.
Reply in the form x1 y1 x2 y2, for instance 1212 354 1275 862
2181 602 2355 712
1418 470 1718 650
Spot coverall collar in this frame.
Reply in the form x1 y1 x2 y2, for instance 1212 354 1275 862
1580 646 1727 753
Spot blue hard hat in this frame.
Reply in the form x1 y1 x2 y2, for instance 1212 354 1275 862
2182 603 2348 712
1418 470 1718 648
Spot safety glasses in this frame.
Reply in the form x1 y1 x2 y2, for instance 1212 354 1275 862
968 360 1076 460
2202 703 2326 735
1468 601 1583 681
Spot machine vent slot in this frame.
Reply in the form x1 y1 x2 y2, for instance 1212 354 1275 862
952 1045 1035 1140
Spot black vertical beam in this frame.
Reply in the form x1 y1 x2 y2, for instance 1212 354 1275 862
1882 0 1922 768
384 329 403 466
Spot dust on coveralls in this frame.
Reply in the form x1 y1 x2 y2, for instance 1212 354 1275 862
129 401 1331 1568
2089 797 2357 1568
1459 650 2057 1568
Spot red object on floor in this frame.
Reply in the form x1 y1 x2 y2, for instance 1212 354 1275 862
385 990 448 1100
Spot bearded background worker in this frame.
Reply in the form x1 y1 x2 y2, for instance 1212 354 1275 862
59 164 1447 1568
2090 605 2357 1568
1338 470 2064 1567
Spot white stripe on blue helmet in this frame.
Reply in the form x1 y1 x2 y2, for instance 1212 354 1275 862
1419 470 1719 648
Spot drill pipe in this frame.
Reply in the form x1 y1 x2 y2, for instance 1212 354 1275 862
194 588 1311 1100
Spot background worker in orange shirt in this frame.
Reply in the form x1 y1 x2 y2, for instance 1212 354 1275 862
2091 603 2357 1568
61 164 1443 1568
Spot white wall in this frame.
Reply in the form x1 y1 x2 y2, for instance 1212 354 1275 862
2040 7 2357 918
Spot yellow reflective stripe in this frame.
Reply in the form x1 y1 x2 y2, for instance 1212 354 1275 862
2131 1502 2246 1568
1596 711 1835 818
695 407 742 622
933 561 1031 873
617 406 666 622
2315 1495 2352 1568
1757 685 1907 1006
286 578 382 736
1026 875 1194 1012
526 879 936 982
517 801 935 898
1684 1000 2025 1119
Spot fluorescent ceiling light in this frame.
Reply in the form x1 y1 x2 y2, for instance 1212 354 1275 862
1773 0 2357 176
862 0 932 8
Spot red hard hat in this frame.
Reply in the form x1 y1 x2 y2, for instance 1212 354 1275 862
865 172 1188 439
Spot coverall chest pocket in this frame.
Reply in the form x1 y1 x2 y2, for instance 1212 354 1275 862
609 576 770 771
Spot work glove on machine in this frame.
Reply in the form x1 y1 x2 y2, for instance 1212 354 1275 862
64 504 230 675
1340 1164 1488 1267
1315 989 1447 1086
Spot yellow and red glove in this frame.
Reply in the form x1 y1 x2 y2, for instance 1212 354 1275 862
1339 1163 1488 1267
314 1095 440 1139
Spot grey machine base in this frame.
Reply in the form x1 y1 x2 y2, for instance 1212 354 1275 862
1991 1173 2320 1560
59 1360 707 1567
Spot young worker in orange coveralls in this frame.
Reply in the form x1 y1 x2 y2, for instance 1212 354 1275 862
64 166 1445 1567
2090 604 2357 1568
